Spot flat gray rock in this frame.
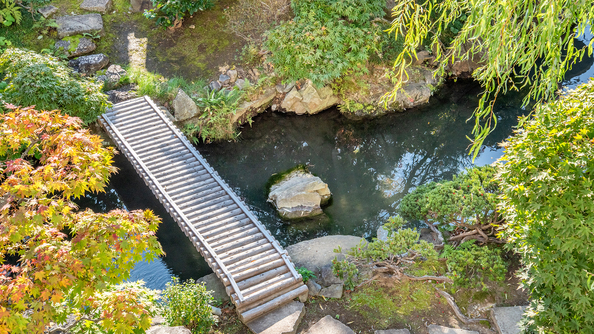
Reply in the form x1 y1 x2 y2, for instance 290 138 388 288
492 306 527 334
196 273 229 302
318 284 343 299
287 235 364 273
55 37 96 58
305 315 355 334
427 325 478 334
38 5 58 18
69 53 108 74
247 301 304 334
146 326 191 334
321 265 343 286
56 14 104 38
375 330 410 334
80 0 112 12
268 170 332 220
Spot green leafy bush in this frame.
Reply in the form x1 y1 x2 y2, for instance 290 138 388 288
0 0 21 27
499 81 594 332
160 277 216 334
348 215 437 262
0 48 109 124
144 0 213 29
297 267 316 283
183 87 244 143
265 0 386 86
331 258 359 291
400 165 502 244
440 241 506 291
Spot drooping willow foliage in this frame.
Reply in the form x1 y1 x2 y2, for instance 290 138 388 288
386 0 594 158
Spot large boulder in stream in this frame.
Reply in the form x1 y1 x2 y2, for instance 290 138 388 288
268 169 331 220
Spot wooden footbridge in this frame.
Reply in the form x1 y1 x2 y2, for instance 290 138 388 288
99 96 307 324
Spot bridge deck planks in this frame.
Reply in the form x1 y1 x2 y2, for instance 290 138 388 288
99 96 306 324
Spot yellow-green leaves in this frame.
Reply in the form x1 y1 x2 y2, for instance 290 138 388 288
499 80 594 332
0 108 163 334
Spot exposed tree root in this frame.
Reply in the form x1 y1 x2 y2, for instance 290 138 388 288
434 287 488 324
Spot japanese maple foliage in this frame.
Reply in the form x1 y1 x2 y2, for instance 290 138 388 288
0 106 164 333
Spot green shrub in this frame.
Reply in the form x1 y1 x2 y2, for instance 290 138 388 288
399 165 502 244
265 0 386 86
183 87 244 143
297 267 316 283
348 216 437 262
331 258 359 291
499 80 594 332
0 48 109 124
160 277 216 334
0 0 22 27
144 0 213 29
440 241 506 291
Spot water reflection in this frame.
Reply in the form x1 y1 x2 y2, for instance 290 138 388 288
197 81 526 246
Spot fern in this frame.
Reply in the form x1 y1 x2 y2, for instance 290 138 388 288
0 0 22 27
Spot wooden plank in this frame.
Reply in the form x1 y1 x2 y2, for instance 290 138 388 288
112 113 162 129
189 206 242 225
222 243 273 265
168 180 219 199
153 160 203 178
226 249 279 272
109 106 155 122
230 259 286 284
182 197 234 217
157 167 208 183
232 273 295 303
227 265 288 294
205 223 257 244
149 154 196 173
196 214 249 234
201 216 251 238
161 172 212 190
118 121 164 136
126 129 176 145
177 190 227 209
212 232 265 255
239 285 309 322
186 202 239 221
171 183 222 203
107 97 147 112
218 238 270 260
175 187 225 207
145 151 194 167
133 137 184 154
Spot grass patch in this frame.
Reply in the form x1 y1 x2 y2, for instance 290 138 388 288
348 281 438 327
1 14 56 52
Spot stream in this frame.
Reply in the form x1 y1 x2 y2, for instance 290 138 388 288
77 40 594 290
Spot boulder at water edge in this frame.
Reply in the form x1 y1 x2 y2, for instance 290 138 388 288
268 169 331 220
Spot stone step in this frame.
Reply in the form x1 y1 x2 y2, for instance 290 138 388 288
56 14 104 39
427 325 478 334
304 315 355 334
246 301 304 334
491 306 527 334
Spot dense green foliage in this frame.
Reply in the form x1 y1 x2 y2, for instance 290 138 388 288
0 48 109 124
144 0 213 28
499 81 594 332
441 241 506 291
349 216 437 262
183 87 244 143
0 0 21 26
266 0 391 86
399 165 502 244
387 0 594 157
160 277 216 334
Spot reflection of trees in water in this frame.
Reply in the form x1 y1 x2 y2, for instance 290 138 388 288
198 83 525 245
